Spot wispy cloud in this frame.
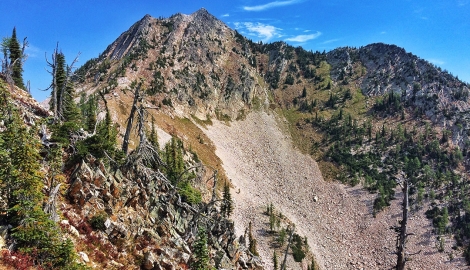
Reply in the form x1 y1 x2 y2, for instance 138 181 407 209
25 44 41 58
458 0 469 6
380 31 387 34
428 58 445 65
234 22 282 42
285 31 321 42
243 0 302 11
221 13 230 17
322 39 339 44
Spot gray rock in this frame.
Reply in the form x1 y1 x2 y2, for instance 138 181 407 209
215 251 233 269
143 251 156 270
79 251 90 263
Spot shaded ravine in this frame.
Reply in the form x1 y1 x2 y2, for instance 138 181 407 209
202 111 464 269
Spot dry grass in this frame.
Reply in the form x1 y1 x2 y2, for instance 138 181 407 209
151 112 228 190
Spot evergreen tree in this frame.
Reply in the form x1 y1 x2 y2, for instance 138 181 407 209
269 203 276 231
192 226 210 270
49 52 66 116
273 251 278 270
79 93 98 132
62 81 81 123
308 257 315 270
221 181 234 218
248 221 259 256
149 115 160 151
164 137 185 184
8 27 25 89
76 93 120 161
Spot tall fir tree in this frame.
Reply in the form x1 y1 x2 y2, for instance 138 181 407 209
221 181 234 218
149 115 160 151
248 221 259 256
8 27 25 89
273 251 279 270
62 81 80 123
164 137 184 184
49 51 66 117
192 226 210 270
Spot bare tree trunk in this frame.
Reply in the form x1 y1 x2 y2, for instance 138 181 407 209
45 44 58 121
396 179 409 270
122 83 141 155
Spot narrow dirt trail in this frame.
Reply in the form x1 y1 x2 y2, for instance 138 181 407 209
203 111 465 269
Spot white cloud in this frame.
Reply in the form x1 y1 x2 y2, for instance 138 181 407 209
25 44 41 58
243 0 302 11
380 31 387 34
285 32 321 42
221 13 230 17
234 22 282 42
322 39 339 44
428 58 445 65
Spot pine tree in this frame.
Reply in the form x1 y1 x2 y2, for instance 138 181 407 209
8 27 25 89
221 181 234 218
62 81 81 123
273 251 278 270
248 221 259 256
308 257 315 270
164 137 185 184
269 203 275 231
80 94 98 132
149 115 160 151
192 226 210 270
49 51 66 116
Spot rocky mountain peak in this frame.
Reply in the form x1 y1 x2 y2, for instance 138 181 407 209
104 13 154 60
191 7 217 22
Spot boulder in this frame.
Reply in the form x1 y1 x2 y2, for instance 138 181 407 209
0 225 10 249
143 251 156 270
215 251 233 269
78 251 90 263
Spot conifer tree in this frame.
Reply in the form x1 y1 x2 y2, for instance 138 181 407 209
8 27 25 89
273 251 279 270
79 93 97 132
62 81 81 123
221 181 234 218
49 51 66 117
164 137 185 184
149 115 160 151
192 226 210 270
248 221 259 256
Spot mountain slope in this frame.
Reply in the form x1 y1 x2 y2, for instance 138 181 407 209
204 111 468 269
328 43 470 142
68 8 470 269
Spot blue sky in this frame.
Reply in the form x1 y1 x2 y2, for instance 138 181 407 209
1 0 469 101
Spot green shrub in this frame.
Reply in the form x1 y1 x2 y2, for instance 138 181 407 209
291 233 306 262
89 212 108 231
178 181 202 204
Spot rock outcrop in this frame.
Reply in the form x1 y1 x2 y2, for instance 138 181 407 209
65 154 261 269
